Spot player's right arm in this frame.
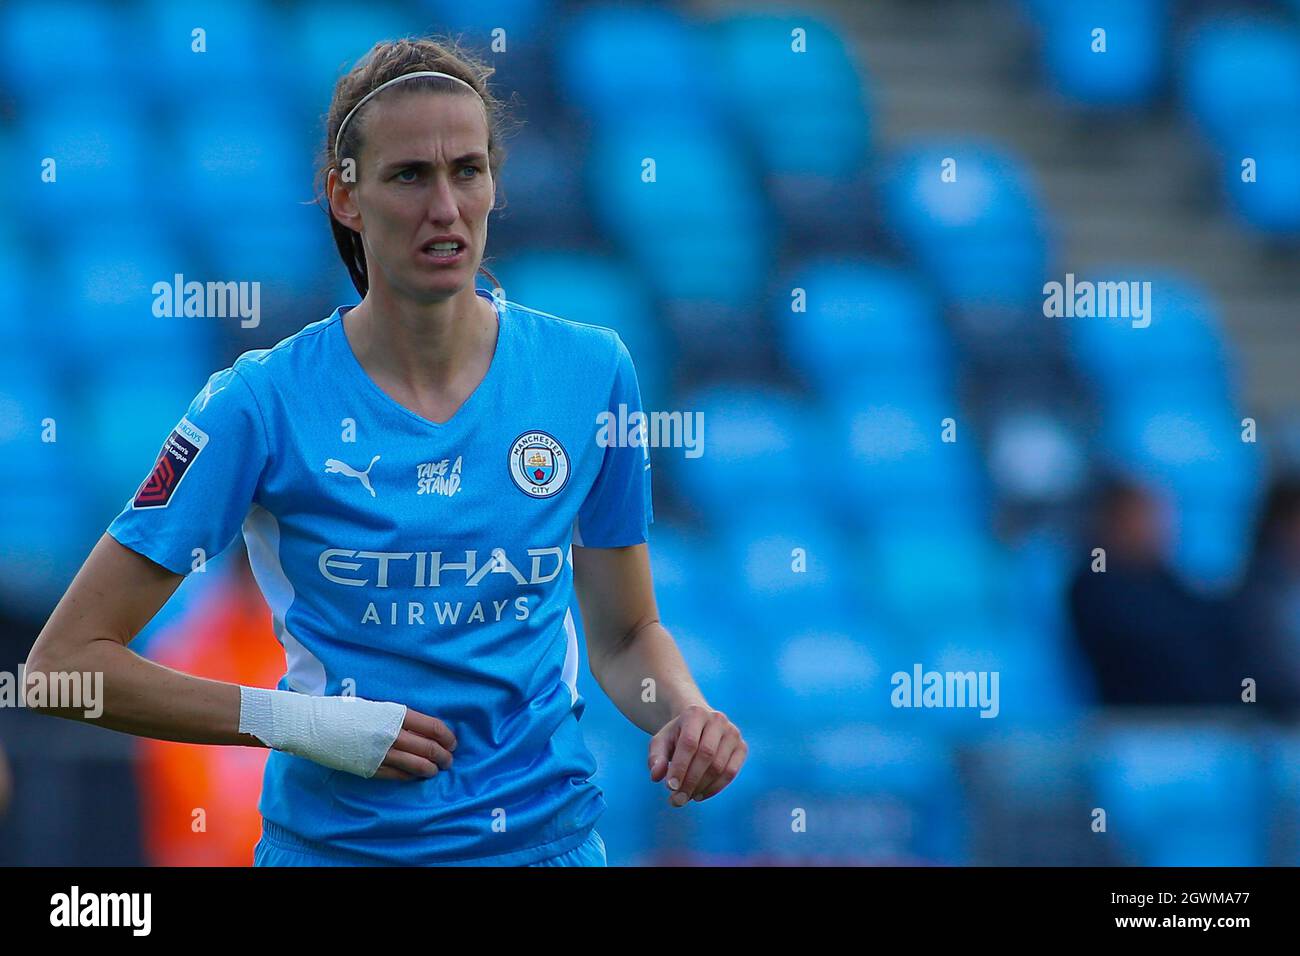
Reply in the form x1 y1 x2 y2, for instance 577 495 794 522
24 533 455 780
24 539 460 781
27 531 242 743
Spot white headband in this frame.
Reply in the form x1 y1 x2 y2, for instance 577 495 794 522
334 70 482 159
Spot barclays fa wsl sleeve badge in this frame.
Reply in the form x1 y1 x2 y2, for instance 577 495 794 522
509 430 570 498
132 416 209 509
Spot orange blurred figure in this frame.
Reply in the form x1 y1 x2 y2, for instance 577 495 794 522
135 552 281 865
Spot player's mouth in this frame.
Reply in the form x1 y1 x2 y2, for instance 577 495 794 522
418 236 467 265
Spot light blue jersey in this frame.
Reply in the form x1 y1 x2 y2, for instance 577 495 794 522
107 288 653 865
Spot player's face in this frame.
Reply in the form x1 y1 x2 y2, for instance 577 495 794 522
352 92 494 304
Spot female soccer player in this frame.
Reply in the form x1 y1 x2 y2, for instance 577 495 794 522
26 37 746 866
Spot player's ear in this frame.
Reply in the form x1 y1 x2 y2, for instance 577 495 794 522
327 167 363 232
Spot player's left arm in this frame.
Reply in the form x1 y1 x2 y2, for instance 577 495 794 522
573 542 747 807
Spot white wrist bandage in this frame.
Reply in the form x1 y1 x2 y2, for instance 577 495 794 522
238 686 406 778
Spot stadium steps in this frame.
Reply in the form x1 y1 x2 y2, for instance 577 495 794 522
694 0 1300 418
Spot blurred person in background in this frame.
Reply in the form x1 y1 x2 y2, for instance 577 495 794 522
1067 476 1235 707
1231 477 1300 720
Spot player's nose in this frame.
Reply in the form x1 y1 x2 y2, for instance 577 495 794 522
424 171 459 224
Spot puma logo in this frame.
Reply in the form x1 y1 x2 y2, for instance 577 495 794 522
325 455 380 497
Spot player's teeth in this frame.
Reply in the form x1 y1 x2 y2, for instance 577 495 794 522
430 242 459 250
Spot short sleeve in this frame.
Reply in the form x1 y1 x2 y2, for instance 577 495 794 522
574 336 655 548
106 364 269 575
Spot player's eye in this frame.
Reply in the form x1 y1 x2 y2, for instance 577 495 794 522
395 167 419 183
458 164 481 179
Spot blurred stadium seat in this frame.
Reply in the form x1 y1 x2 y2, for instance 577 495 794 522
1025 0 1170 108
882 140 1050 322
1181 16 1300 234
1091 723 1266 865
777 259 951 399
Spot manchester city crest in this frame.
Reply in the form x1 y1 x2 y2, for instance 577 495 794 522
509 430 570 498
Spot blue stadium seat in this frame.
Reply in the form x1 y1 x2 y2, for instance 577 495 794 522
1034 0 1170 108
133 0 289 108
414 0 556 65
923 622 1084 730
1064 271 1236 404
1005 527 1085 643
417 0 554 37
1219 117 1300 235
711 500 865 636
824 384 989 533
964 730 1089 849
171 103 329 295
1265 731 1300 864
557 4 726 124
286 2 424 112
645 521 706 594
776 259 951 399
1171 495 1258 592
788 725 968 862
485 124 591 249
671 383 817 518
883 141 1049 313
585 117 772 309
173 103 305 225
645 525 722 629
85 355 223 524
1091 725 1266 865
986 407 1090 504
710 13 871 180
17 97 155 227
0 0 126 107
86 358 226 494
307 1 557 124
870 530 1003 634
771 622 903 727
0 358 95 617
1102 395 1258 503
1181 18 1300 232
0 232 34 352
200 206 334 293
492 250 671 411
1181 17 1300 152
637 523 769 734
47 226 217 381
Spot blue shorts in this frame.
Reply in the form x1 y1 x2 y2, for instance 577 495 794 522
252 822 607 867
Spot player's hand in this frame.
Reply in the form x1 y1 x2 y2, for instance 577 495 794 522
648 705 747 807
373 708 457 781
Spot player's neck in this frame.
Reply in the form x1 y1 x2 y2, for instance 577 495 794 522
343 285 497 403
